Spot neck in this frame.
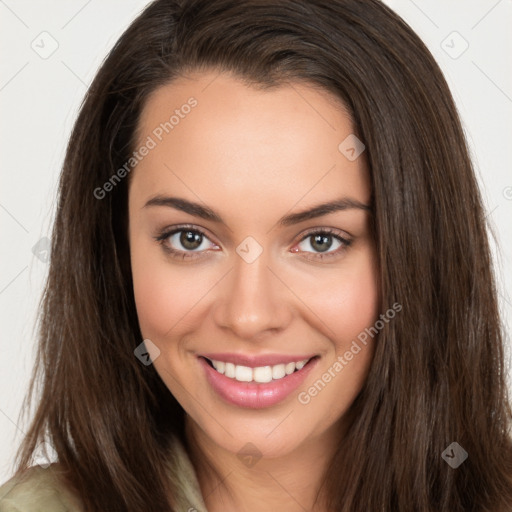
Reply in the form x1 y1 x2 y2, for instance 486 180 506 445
184 417 341 512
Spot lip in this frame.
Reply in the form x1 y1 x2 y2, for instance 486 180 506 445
200 352 317 367
199 355 319 409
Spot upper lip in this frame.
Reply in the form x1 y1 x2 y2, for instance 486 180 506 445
200 352 317 367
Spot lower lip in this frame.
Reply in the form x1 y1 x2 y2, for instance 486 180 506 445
199 356 318 409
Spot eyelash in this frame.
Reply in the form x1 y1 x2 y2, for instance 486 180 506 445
153 224 353 261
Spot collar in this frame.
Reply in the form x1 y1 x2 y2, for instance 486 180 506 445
165 434 209 512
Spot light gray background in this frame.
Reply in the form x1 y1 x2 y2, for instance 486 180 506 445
1 0 511 482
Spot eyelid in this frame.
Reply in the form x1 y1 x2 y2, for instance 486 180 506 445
155 223 217 243
296 226 352 242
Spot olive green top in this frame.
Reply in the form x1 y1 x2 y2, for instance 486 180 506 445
0 435 208 512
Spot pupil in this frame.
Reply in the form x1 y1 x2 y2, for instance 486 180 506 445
180 231 202 250
311 234 332 252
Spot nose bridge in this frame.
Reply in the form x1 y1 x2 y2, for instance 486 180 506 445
213 247 290 339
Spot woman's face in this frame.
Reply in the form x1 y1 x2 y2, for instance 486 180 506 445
128 71 379 458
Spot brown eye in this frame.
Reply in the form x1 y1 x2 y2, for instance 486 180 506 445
297 232 344 254
310 234 333 252
180 230 203 250
156 227 218 255
294 229 352 260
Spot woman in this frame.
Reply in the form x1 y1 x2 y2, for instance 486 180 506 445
1 0 511 511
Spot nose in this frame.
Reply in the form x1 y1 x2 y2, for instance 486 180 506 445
212 249 292 341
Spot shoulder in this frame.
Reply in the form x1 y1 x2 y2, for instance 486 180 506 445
0 463 83 512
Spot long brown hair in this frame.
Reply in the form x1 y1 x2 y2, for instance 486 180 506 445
10 0 512 510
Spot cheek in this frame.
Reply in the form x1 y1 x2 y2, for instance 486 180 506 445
293 253 379 423
130 238 195 340
131 243 171 338
294 249 380 350
327 263 379 349
130 238 224 344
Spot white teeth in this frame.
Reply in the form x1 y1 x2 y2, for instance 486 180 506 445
253 366 273 383
225 362 236 378
272 364 286 380
235 365 253 382
285 362 296 375
295 360 306 370
208 358 310 382
212 360 225 374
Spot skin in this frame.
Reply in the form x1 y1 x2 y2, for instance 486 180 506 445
128 70 379 512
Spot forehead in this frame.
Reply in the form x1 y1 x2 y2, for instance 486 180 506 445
130 71 371 224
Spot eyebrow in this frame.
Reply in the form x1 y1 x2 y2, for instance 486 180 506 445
143 195 371 226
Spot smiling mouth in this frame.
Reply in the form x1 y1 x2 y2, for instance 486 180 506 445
201 356 318 383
